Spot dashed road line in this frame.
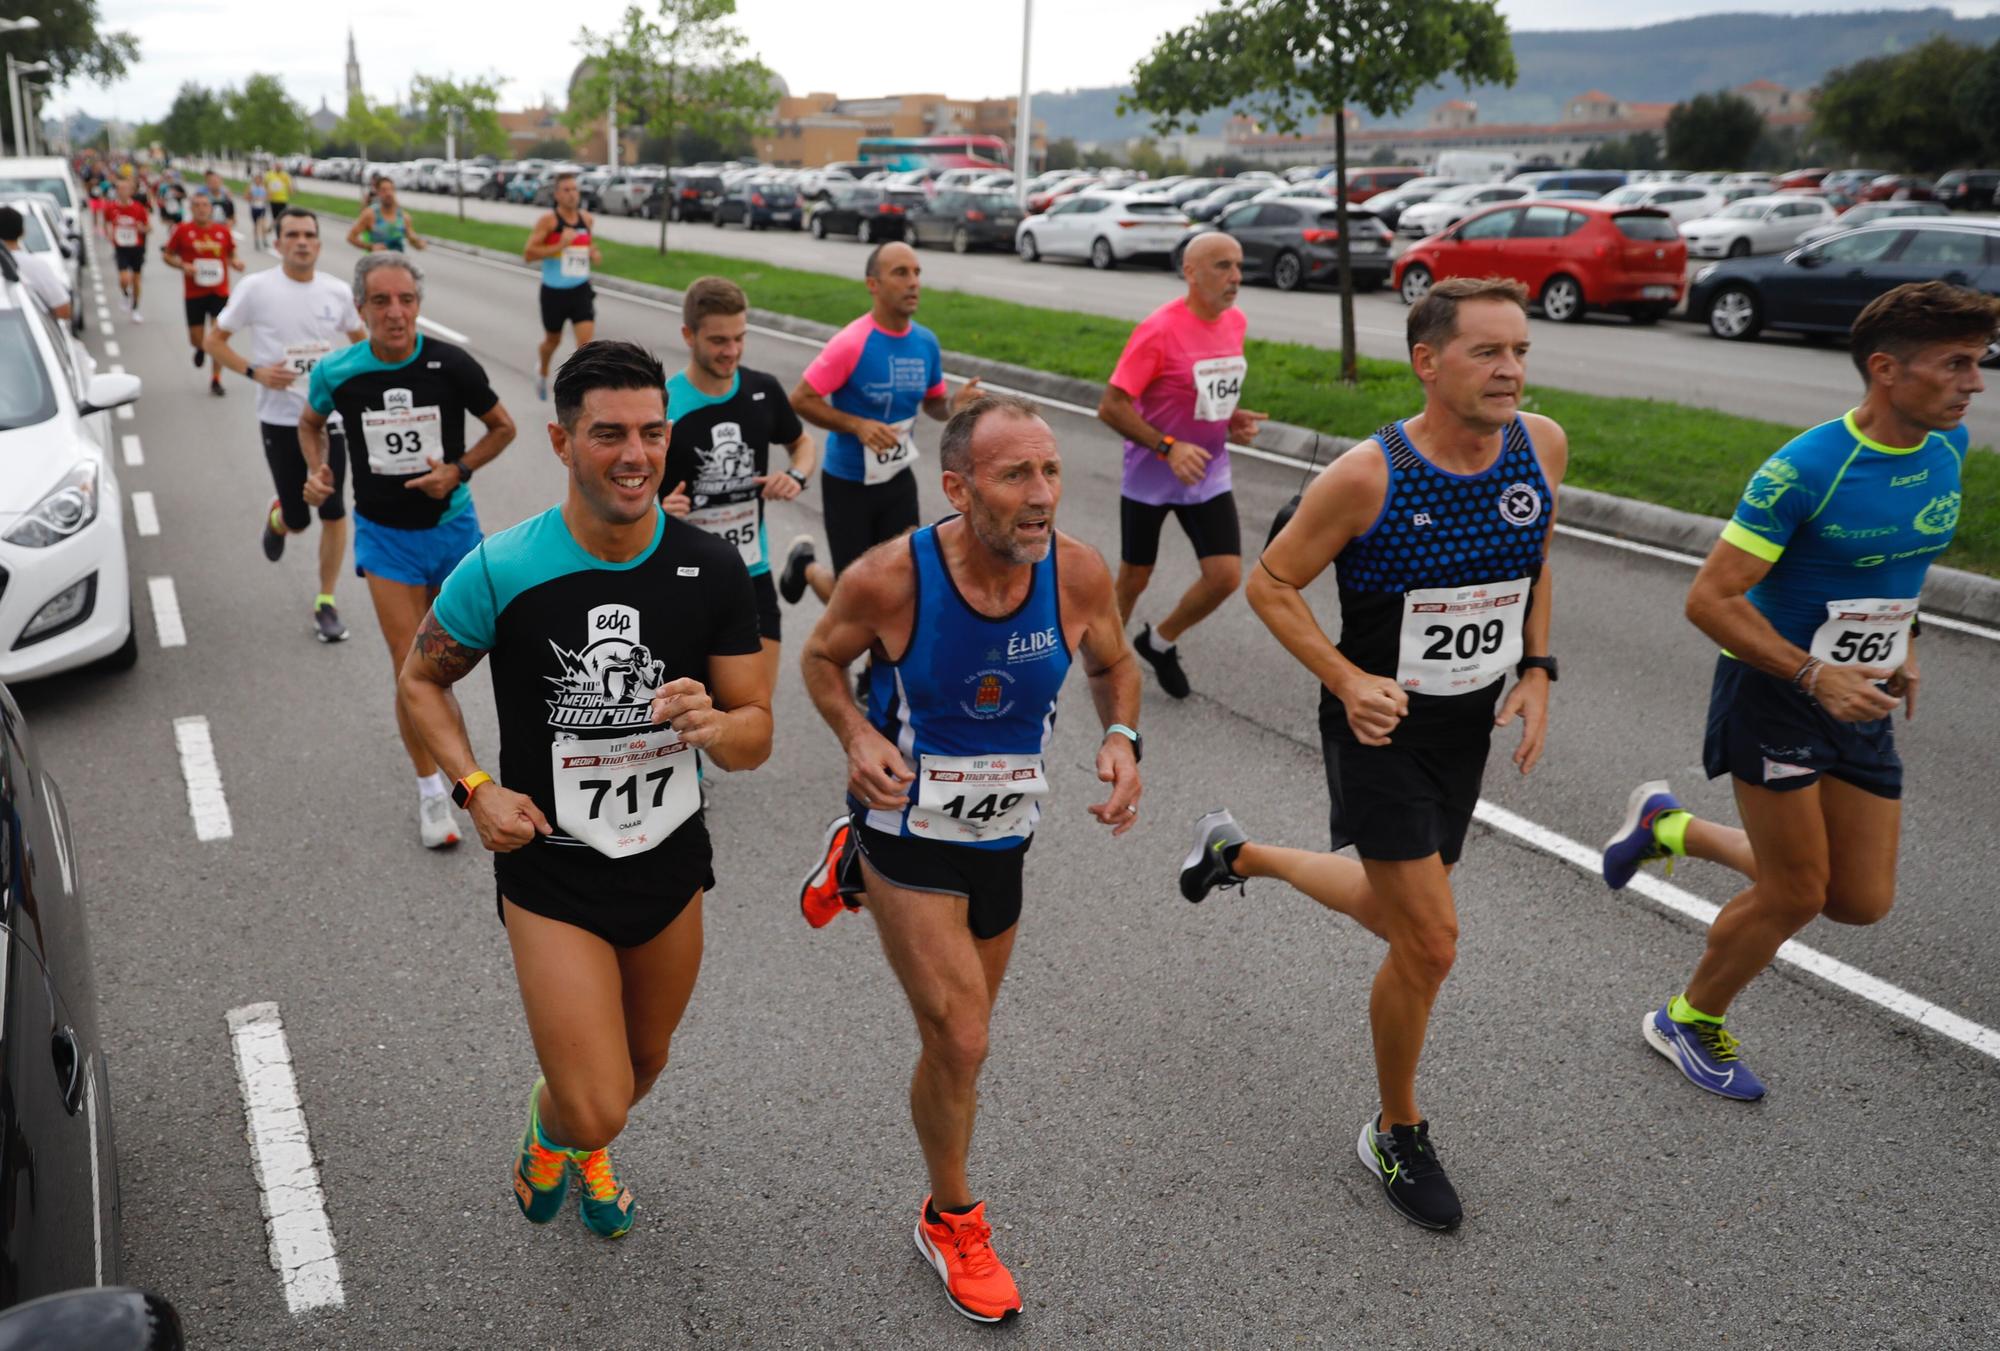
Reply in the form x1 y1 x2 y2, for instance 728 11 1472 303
115 405 134 422
131 490 159 536
148 576 186 647
120 433 143 466
98 321 113 336
105 339 120 357
226 1002 345 1313
1473 799 2000 1062
171 715 230 839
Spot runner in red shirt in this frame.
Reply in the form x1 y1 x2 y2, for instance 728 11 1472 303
104 174 152 320
162 189 242 395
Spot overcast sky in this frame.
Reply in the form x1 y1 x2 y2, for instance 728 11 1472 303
48 0 2000 125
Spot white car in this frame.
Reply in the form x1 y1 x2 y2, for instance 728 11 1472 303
0 258 141 680
1679 195 1835 258
0 157 85 241
1396 182 1531 237
1 196 81 335
1015 191 1190 269
1597 182 1724 225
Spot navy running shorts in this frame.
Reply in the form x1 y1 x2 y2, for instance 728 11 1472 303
1703 654 1902 799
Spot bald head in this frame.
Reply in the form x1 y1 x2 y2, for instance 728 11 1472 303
1183 231 1243 317
866 240 923 324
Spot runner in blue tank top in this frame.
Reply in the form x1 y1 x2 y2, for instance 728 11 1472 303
523 173 601 402
1180 277 1570 1234
796 394 1142 1324
1596 281 1997 1104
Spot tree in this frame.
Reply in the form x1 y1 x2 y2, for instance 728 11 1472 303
1044 137 1080 171
1579 130 1660 172
157 82 231 157
1955 40 2000 162
411 73 508 157
1664 91 1763 171
1124 0 1517 385
1366 144 1398 166
336 93 405 196
227 74 310 156
0 0 139 153
569 0 780 252
1814 37 1984 171
524 137 575 159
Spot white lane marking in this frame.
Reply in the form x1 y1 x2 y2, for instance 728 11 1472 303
104 340 120 357
131 490 159 535
120 433 143 466
148 576 186 647
428 245 2000 644
226 1002 345 1313
172 715 230 839
415 315 468 343
115 404 134 422
95 306 110 321
1473 799 2000 1062
108 363 124 374
97 321 113 336
86 1055 103 1284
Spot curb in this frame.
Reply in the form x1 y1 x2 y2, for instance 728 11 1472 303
422 236 2000 628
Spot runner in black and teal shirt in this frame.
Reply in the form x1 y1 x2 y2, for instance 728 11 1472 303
1599 281 1998 1103
399 340 770 1246
664 277 817 689
347 174 426 254
298 253 517 849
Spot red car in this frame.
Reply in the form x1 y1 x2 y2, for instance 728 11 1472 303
1774 167 1828 190
1392 201 1687 323
1857 175 1936 203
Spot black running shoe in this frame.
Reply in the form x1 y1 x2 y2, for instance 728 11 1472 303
209 378 225 397
1134 624 1191 699
1356 1117 1463 1232
193 347 204 368
1179 809 1249 902
314 602 350 644
779 535 816 605
261 497 285 562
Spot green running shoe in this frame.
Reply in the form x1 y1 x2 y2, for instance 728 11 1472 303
512 1078 569 1224
572 1145 636 1239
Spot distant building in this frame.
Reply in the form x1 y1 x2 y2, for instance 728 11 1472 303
1226 81 1814 168
755 90 1044 168
345 29 363 104
310 98 339 136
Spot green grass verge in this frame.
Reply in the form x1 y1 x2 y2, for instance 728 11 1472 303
261 181 2000 576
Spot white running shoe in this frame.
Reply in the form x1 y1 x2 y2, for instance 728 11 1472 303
130 309 145 324
419 792 461 849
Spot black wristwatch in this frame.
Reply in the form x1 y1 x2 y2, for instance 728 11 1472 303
786 468 810 489
1517 655 1559 682
242 364 259 381
1155 434 1177 459
455 461 475 484
1105 723 1143 762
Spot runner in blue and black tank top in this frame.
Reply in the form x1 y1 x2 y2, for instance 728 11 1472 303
1596 282 1998 1106
796 395 1142 1323
348 176 425 254
524 173 600 401
1180 278 1569 1235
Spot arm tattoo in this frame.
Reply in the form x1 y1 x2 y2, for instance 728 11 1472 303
414 611 486 684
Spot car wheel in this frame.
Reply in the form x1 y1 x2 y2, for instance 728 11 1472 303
858 219 874 244
908 226 923 249
1540 274 1586 324
1984 335 2000 367
810 214 826 239
668 202 683 223
1090 237 1117 270
1019 232 1040 262
1706 285 1762 341
1398 263 1433 305
1272 250 1305 292
952 226 972 254
1726 237 1751 258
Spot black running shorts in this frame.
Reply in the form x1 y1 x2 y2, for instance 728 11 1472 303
262 422 348 528
1319 689 1490 865
852 821 1028 941
496 812 714 948
823 469 920 575
113 245 146 273
1119 491 1242 567
1702 654 1902 800
184 292 227 327
538 282 596 334
751 570 780 643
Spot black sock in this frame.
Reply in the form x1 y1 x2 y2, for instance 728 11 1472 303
1221 840 1246 874
927 1199 978 1224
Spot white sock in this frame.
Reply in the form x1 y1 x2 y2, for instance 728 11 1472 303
1143 627 1174 655
418 771 449 800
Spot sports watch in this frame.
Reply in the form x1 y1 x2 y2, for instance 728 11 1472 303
1516 655 1559 682
1155 435 1177 459
1105 723 1143 762
451 771 492 808
786 468 810 489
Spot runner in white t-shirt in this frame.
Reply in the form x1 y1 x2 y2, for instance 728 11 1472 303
207 207 367 643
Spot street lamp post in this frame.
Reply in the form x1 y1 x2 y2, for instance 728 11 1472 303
6 55 52 157
1012 0 1033 209
22 77 51 156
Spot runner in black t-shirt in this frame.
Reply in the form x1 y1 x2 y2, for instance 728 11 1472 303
400 340 771 1242
663 277 817 692
299 254 517 848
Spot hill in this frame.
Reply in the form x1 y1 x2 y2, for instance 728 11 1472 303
1036 7 2000 142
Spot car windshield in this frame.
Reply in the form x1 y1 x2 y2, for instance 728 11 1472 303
969 192 1014 210
1613 212 1679 241
1602 186 1648 205
1717 202 1765 219
1125 200 1181 215
0 176 70 207
0 313 57 432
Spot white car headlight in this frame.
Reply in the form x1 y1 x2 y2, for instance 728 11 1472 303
5 460 100 548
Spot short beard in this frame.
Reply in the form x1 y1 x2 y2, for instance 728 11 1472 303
966 493 1049 565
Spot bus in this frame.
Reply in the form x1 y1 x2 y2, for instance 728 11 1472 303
857 135 1009 172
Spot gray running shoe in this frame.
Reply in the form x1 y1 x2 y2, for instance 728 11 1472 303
314 602 349 644
419 793 460 849
779 535 816 605
1179 809 1249 902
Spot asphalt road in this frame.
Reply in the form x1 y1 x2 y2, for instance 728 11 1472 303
355 178 2000 454
32 224 2000 1348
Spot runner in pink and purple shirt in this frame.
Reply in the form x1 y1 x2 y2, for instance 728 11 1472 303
1096 232 1268 699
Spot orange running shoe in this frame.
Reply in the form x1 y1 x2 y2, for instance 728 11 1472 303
912 1196 1022 1323
799 815 862 928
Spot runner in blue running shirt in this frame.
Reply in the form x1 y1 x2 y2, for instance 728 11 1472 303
1598 281 1997 1102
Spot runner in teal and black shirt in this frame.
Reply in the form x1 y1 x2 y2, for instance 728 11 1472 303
1598 281 1999 1103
